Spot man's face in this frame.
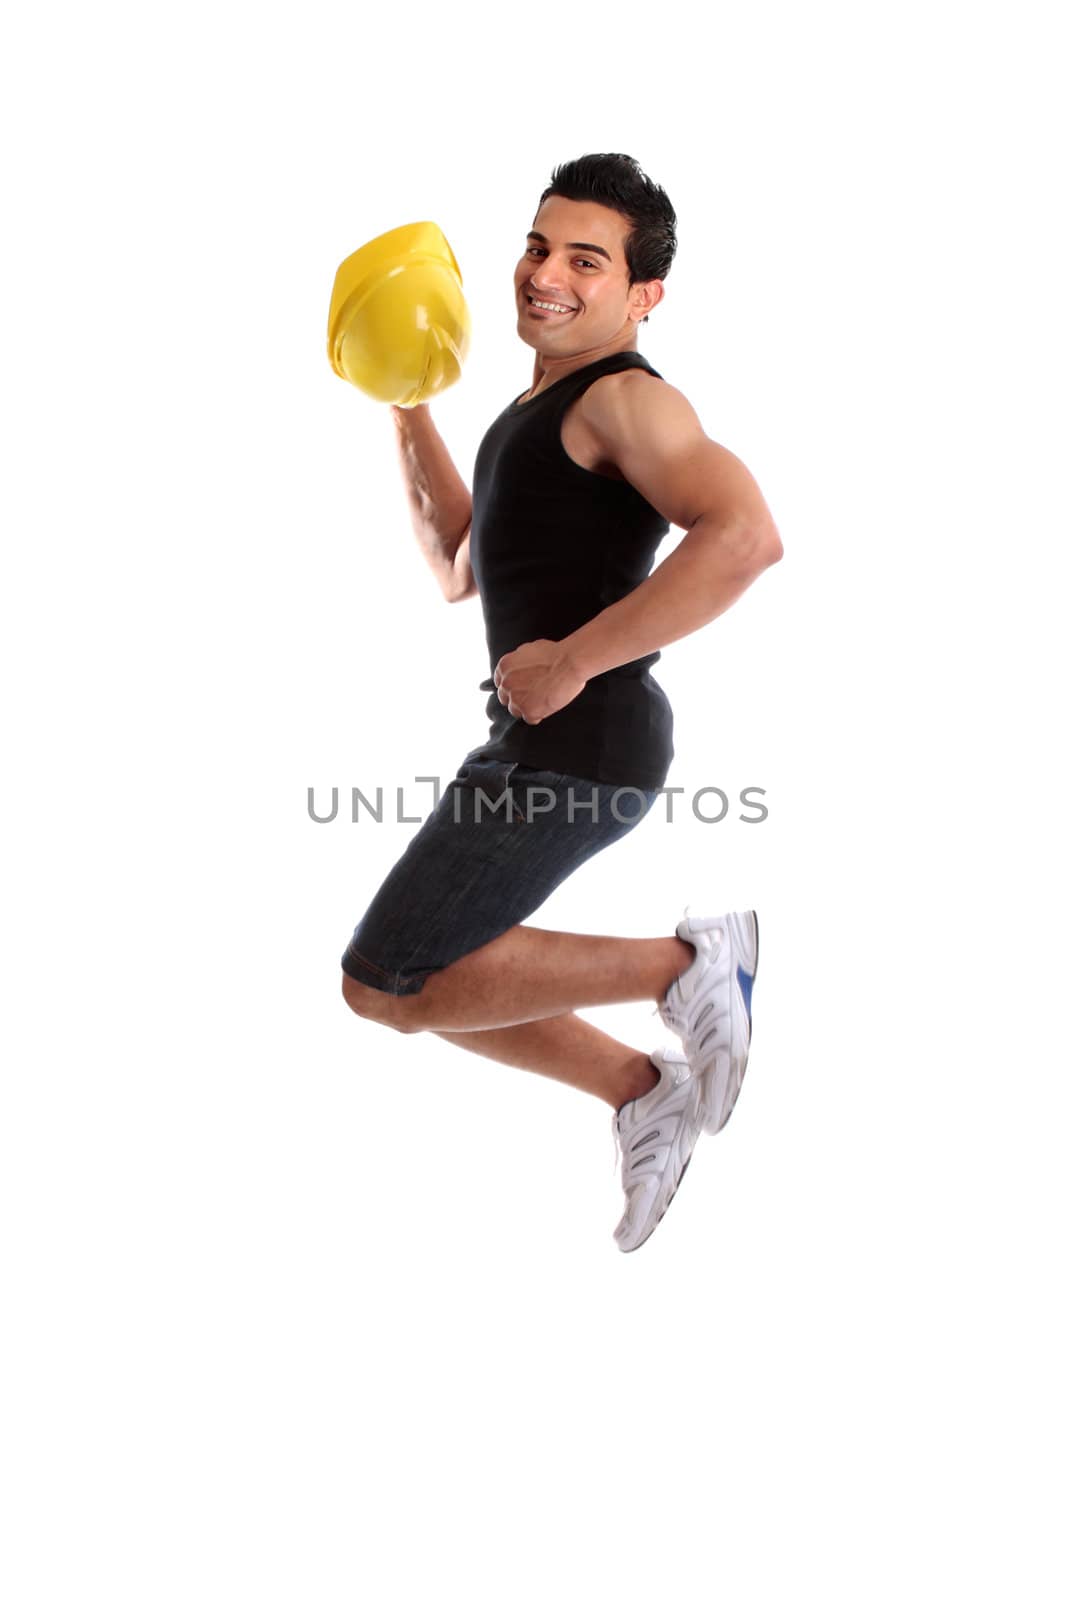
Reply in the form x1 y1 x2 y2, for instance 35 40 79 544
513 195 656 351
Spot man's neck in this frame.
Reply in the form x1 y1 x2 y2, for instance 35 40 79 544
528 333 639 398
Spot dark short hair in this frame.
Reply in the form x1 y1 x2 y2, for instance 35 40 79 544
536 153 677 324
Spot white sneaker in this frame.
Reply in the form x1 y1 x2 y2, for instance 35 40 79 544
612 1043 703 1253
658 910 759 1134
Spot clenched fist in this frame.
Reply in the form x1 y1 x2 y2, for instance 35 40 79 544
493 639 587 725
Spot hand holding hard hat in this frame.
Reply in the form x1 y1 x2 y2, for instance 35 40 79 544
326 221 471 407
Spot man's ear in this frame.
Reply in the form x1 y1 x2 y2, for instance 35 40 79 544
633 280 665 321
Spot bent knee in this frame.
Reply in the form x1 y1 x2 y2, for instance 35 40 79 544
340 971 423 1033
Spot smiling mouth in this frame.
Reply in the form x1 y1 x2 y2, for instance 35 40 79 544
525 294 576 315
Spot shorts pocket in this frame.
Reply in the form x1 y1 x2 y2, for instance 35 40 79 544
506 767 563 823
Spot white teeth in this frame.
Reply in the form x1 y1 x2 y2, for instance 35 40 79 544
530 297 572 313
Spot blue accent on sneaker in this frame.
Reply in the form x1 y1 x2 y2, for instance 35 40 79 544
736 962 754 1022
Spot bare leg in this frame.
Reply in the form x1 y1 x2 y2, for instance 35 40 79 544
430 1011 661 1111
381 924 695 1034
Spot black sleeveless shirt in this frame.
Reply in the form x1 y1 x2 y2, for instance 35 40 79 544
463 349 674 788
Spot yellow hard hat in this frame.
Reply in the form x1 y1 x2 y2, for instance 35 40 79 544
327 221 471 407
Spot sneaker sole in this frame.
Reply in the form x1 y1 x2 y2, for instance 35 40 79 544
617 1147 696 1254
616 1072 703 1251
704 909 759 1134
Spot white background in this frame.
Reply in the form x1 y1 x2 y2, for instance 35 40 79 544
2 1 1064 1595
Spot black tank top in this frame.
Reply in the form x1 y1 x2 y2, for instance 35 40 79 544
463 350 674 788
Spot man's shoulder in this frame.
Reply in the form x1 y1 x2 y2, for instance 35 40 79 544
579 361 685 411
577 364 695 448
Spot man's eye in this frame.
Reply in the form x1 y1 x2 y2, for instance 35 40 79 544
526 248 596 269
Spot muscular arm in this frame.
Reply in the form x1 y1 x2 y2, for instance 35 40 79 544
561 518 772 679
493 374 783 724
563 374 782 675
389 405 478 603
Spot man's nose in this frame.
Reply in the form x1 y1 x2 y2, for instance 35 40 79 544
531 267 568 293
530 253 569 286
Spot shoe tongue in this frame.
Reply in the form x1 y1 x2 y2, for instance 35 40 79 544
682 930 722 993
652 1047 688 1084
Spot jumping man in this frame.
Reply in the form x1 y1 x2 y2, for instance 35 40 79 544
340 153 783 1251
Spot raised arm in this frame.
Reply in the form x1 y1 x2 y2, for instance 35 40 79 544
389 405 478 604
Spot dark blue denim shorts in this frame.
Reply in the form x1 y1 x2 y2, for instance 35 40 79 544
340 754 660 996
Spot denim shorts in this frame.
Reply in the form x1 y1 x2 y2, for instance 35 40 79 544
340 754 660 996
